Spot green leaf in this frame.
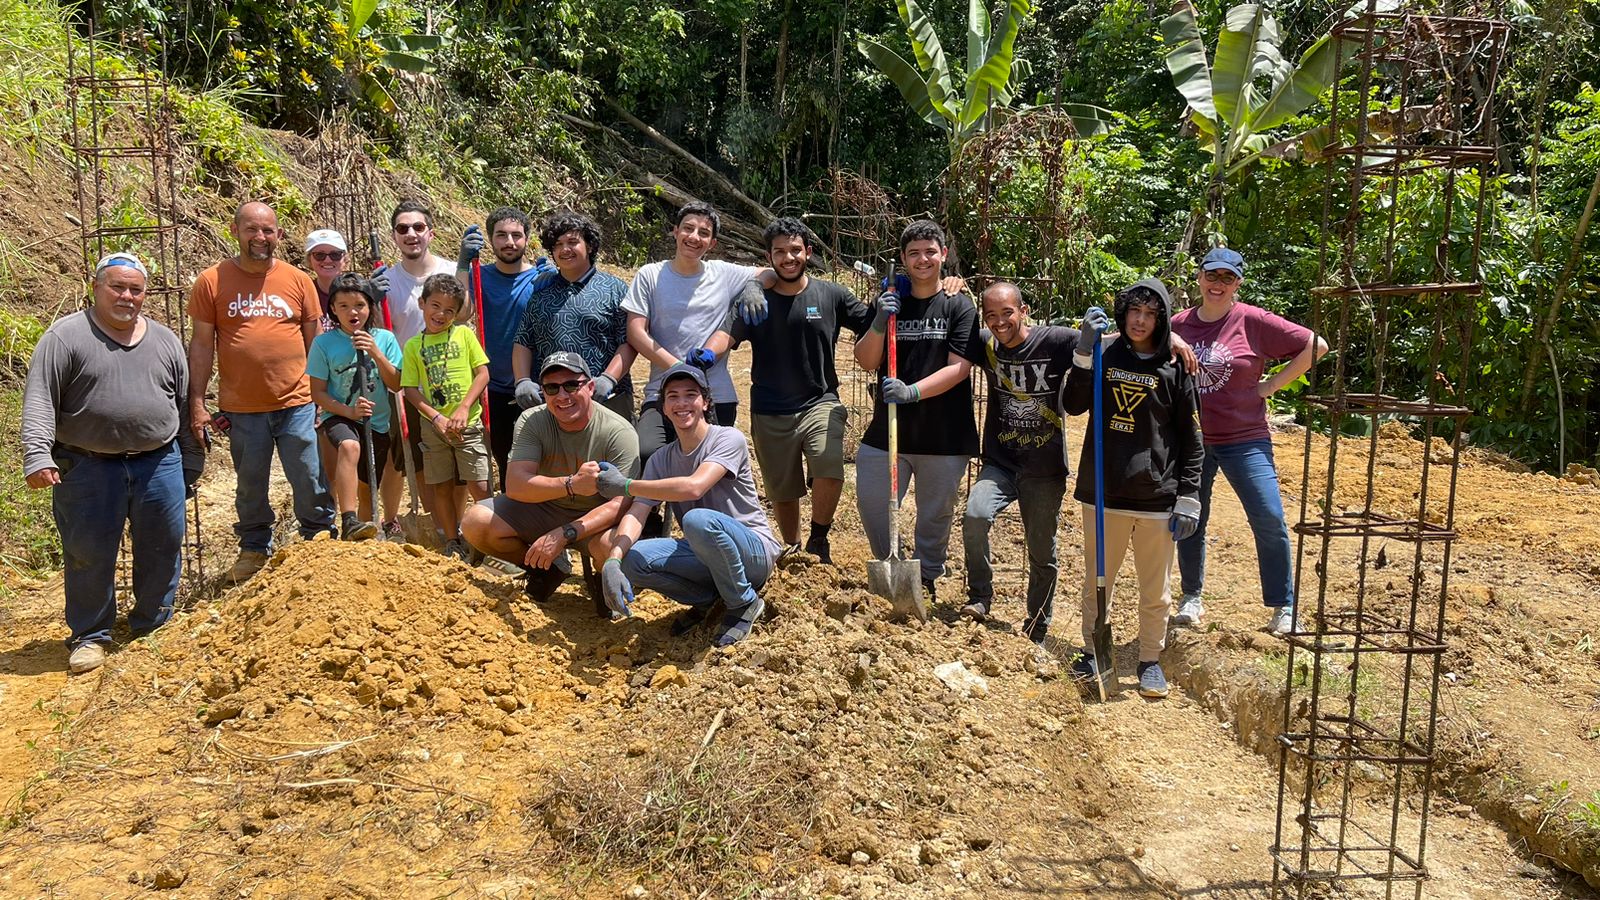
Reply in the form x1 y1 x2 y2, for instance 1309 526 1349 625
897 0 956 114
857 36 948 129
1160 1 1217 131
1058 102 1117 139
1212 3 1275 135
958 0 1031 130
1251 31 1338 132
380 50 430 73
349 0 378 36
968 0 992 80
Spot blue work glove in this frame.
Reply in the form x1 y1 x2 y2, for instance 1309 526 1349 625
530 256 558 291
881 377 920 405
370 264 391 296
595 462 630 499
735 279 768 326
888 273 912 297
684 348 716 371
591 372 617 401
457 224 484 270
600 558 634 618
870 289 900 333
514 377 543 409
1076 306 1110 356
1170 496 1201 542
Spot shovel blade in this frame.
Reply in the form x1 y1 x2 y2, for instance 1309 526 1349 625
398 512 436 548
867 557 926 622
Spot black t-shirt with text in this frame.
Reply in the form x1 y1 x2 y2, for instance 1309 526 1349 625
860 290 982 457
980 324 1078 478
731 279 875 415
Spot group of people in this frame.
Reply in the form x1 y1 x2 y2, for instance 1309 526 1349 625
21 196 1325 694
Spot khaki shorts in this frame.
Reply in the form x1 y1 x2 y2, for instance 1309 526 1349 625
420 421 491 485
481 495 576 544
751 401 848 502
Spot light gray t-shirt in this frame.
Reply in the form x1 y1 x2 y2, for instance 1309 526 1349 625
509 403 641 514
622 259 757 402
21 310 201 475
384 254 457 347
637 425 780 559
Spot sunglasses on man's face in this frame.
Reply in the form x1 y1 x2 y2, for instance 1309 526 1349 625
310 250 345 262
393 222 429 235
542 378 589 396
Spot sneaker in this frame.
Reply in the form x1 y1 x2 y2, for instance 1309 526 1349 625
1267 605 1296 637
342 513 378 542
68 642 106 675
804 534 833 565
670 603 715 637
227 550 270 584
1137 661 1169 699
442 538 469 560
959 598 990 621
779 542 804 563
381 520 403 541
714 596 765 647
1069 651 1099 683
921 578 937 604
524 564 570 604
1172 593 1204 628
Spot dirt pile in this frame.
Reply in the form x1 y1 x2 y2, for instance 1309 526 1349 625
0 541 1161 898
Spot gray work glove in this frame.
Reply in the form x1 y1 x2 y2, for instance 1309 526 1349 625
1170 496 1201 542
1076 306 1110 356
735 279 768 326
600 558 634 618
457 224 485 270
591 372 617 401
595 461 630 499
370 265 391 296
870 290 900 333
514 377 543 409
881 377 920 405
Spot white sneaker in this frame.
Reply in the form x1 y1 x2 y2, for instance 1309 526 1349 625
1267 605 1296 636
68 642 106 674
1173 593 1204 627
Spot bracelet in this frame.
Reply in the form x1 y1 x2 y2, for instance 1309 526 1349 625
623 478 632 498
564 475 574 497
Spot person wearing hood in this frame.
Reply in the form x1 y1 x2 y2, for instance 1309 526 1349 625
1062 277 1203 699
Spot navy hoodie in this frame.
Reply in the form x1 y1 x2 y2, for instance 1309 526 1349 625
1062 277 1203 513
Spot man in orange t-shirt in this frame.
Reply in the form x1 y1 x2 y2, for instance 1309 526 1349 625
188 201 335 583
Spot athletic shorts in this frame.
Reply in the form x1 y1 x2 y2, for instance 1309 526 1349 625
317 416 392 487
479 495 579 545
750 401 849 502
388 392 424 471
420 421 491 486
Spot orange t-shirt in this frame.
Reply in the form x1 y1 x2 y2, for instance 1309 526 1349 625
189 259 316 413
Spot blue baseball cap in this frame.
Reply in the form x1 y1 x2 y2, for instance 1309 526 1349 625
1201 247 1245 278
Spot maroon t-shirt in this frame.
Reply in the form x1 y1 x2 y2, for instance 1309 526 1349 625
1170 302 1312 446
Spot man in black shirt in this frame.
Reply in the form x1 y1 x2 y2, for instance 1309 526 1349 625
726 218 873 563
961 282 1077 643
852 220 982 601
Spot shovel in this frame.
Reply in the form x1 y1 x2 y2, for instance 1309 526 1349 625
1090 333 1114 701
372 235 435 547
865 268 926 621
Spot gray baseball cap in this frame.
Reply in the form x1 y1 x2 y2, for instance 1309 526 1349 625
539 351 592 378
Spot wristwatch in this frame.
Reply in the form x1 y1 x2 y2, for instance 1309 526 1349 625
561 523 580 543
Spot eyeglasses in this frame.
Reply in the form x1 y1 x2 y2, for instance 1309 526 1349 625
310 250 346 262
541 378 589 396
1202 270 1240 285
393 222 429 235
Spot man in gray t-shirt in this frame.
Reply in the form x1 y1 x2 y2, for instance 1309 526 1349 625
21 253 205 674
460 352 640 615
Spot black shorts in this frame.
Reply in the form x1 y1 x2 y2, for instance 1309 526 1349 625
388 392 423 470
318 415 392 487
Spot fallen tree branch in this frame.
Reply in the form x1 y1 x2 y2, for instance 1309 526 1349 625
602 98 776 228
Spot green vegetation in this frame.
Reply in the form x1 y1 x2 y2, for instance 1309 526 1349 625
0 388 59 582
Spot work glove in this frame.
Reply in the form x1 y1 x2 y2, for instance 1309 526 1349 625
514 377 543 409
888 274 912 297
457 224 485 270
735 279 768 326
1170 496 1202 542
183 465 202 500
595 461 630 499
370 265 391 296
591 372 617 401
600 558 634 618
1075 306 1110 356
530 256 558 291
684 348 716 371
870 289 900 334
881 377 920 405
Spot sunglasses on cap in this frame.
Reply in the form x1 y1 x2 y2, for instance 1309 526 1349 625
541 377 589 396
393 222 429 234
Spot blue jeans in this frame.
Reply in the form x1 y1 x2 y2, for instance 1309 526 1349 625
226 402 334 553
1176 439 1294 608
622 508 772 610
52 441 185 648
962 462 1066 642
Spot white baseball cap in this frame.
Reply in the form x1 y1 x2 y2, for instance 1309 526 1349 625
304 229 348 254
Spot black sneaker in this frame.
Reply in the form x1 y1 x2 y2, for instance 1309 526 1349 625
921 578 937 604
1070 651 1099 683
669 603 715 637
803 535 832 565
341 512 376 541
524 565 570 604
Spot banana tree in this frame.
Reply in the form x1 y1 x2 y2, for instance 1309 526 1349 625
337 0 445 113
858 0 1112 151
1160 0 1343 255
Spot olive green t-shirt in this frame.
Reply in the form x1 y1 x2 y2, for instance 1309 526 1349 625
508 403 641 513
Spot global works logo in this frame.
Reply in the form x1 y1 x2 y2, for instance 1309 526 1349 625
227 293 295 319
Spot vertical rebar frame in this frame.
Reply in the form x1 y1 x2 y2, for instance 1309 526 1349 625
64 12 204 588
1270 2 1507 897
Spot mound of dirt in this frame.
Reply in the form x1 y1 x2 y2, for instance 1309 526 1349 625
0 541 1161 898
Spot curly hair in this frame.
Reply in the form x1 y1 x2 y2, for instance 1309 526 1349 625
420 272 465 313
487 206 532 238
898 219 947 253
539 211 602 265
762 216 815 251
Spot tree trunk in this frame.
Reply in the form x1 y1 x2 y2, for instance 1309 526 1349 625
602 98 776 227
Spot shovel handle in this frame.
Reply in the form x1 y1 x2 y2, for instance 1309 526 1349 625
886 312 900 560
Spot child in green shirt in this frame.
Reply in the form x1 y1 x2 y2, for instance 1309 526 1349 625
401 274 491 558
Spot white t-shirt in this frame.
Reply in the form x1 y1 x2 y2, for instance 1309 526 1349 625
622 259 758 402
384 254 457 346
